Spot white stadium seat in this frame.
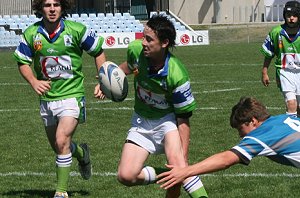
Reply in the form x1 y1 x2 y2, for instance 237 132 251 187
81 13 88 19
106 13 113 19
97 13 105 19
72 13 79 19
89 13 97 19
123 12 130 19
114 13 122 18
9 23 19 30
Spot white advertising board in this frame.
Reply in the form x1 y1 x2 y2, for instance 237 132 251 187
100 31 209 49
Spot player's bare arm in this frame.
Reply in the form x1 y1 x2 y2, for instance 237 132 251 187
262 57 272 87
94 51 106 99
119 61 133 75
156 150 240 189
18 64 51 96
177 117 191 163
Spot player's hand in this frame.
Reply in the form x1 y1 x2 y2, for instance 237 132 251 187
156 164 187 189
31 79 51 96
94 83 106 99
261 73 270 87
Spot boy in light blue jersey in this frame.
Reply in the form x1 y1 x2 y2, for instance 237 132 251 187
115 15 208 198
13 0 106 197
261 1 300 117
157 97 300 193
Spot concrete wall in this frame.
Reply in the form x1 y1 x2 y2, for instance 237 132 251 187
0 0 291 24
168 0 266 24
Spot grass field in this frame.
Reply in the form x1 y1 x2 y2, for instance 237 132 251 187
1 42 300 198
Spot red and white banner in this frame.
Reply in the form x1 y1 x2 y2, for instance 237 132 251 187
100 31 209 49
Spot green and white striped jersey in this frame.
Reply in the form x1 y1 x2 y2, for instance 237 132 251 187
13 19 104 101
127 40 196 119
261 24 300 70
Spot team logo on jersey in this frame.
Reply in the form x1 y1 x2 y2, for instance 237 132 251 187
136 84 169 109
47 48 58 54
40 55 73 79
64 35 73 46
33 35 42 51
281 53 300 69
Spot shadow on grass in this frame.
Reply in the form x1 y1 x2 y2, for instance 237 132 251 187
1 189 90 197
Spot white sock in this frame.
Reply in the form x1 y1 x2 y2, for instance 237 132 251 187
56 153 72 167
183 176 204 194
142 166 156 185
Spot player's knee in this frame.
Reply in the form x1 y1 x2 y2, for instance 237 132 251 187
117 170 138 186
167 155 186 167
54 138 69 154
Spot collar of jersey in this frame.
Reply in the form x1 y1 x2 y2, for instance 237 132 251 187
280 24 300 42
148 52 170 77
37 19 65 43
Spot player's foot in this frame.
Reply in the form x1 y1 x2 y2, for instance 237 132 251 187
53 192 68 198
78 143 91 180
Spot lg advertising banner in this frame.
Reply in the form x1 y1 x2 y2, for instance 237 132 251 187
100 31 209 49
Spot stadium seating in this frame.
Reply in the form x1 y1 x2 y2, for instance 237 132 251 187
0 11 186 47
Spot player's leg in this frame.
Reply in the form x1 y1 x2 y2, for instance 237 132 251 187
297 95 300 117
67 97 91 180
117 141 150 186
279 69 297 117
164 130 208 198
294 71 300 117
285 96 298 116
46 116 78 196
118 112 165 186
42 98 85 197
164 130 184 198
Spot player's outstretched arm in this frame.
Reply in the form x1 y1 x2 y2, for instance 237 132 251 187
156 150 240 189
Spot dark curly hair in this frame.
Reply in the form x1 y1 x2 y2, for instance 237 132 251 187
32 0 72 19
146 14 176 48
230 97 271 129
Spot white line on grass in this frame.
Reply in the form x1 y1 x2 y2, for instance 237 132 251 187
194 88 241 94
0 106 285 112
0 81 264 86
1 171 300 178
90 98 134 103
0 63 260 70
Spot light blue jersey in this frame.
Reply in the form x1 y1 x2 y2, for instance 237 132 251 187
231 115 300 167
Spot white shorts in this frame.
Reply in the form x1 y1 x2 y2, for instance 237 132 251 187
40 97 86 126
278 69 300 102
279 69 300 96
126 112 177 154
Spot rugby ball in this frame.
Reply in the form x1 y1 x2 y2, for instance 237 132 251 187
98 61 128 102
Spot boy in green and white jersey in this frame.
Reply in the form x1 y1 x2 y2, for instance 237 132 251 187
116 15 208 198
13 0 106 197
261 1 300 117
127 40 196 119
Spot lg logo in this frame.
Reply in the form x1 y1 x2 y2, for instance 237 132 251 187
180 34 190 45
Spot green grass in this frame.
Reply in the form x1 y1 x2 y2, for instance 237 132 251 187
1 43 300 197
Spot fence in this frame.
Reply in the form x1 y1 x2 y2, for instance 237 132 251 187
0 0 32 15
